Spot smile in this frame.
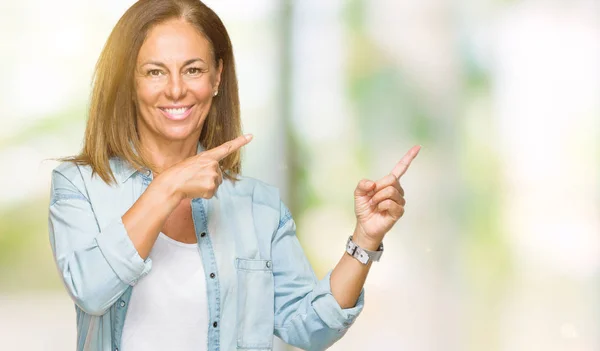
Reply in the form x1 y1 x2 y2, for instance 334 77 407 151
158 105 194 121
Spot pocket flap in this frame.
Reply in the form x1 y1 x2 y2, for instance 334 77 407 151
235 258 273 271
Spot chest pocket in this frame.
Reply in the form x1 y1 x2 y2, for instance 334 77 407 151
235 258 274 350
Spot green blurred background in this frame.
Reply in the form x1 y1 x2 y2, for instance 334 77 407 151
1 0 598 350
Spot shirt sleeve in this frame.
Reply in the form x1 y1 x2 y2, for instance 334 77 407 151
48 169 151 316
272 202 365 351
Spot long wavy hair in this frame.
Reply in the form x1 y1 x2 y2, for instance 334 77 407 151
67 0 241 184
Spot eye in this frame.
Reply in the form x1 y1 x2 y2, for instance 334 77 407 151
186 67 203 75
147 69 164 77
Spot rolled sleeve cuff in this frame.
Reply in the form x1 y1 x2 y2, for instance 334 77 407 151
95 218 152 286
311 270 365 331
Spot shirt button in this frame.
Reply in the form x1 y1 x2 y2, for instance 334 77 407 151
266 261 271 268
119 300 125 308
210 273 215 278
145 170 151 176
213 322 218 328
200 232 206 238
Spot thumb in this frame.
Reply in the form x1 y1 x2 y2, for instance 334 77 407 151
355 179 376 197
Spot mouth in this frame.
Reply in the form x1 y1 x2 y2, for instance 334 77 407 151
158 105 194 121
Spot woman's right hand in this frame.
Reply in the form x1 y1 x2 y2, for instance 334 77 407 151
157 134 253 201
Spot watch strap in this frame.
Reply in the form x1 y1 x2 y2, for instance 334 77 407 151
346 236 384 264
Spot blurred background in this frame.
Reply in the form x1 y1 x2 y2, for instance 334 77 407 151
1 0 598 350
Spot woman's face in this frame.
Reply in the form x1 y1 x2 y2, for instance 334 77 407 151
134 18 222 145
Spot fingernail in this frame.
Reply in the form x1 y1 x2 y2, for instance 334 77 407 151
244 134 253 141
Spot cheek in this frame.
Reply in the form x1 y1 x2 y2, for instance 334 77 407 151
135 80 164 106
188 79 215 99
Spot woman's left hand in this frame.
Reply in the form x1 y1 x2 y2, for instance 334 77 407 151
353 145 421 249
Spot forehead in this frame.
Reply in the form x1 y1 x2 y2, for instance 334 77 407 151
138 18 213 63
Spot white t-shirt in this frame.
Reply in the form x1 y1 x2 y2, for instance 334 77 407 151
121 233 208 351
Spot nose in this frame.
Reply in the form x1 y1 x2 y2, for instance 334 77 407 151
165 74 187 101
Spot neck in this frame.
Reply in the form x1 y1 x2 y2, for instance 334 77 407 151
140 135 200 175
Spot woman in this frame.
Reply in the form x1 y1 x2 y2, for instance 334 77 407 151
48 0 420 350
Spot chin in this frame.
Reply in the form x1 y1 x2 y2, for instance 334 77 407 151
159 125 200 142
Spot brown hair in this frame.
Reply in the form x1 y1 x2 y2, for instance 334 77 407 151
67 0 241 184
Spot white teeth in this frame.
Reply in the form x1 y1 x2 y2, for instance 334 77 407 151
164 107 188 115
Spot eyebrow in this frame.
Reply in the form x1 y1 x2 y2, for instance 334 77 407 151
141 58 206 68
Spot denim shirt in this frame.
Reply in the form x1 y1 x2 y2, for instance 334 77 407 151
48 154 364 351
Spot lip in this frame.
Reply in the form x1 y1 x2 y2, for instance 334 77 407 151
158 105 194 121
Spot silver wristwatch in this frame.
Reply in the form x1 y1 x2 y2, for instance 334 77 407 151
345 236 384 265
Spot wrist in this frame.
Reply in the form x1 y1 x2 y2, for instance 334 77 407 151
150 174 183 209
352 225 382 251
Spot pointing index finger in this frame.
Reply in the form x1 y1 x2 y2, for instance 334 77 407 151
391 145 421 179
202 134 253 161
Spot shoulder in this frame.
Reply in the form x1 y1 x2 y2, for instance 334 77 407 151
227 176 294 229
49 161 92 204
51 159 120 197
224 175 282 211
222 176 294 238
52 161 89 190
52 158 125 183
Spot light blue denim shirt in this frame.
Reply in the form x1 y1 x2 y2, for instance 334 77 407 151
48 152 364 351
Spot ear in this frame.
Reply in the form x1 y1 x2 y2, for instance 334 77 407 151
214 59 223 91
